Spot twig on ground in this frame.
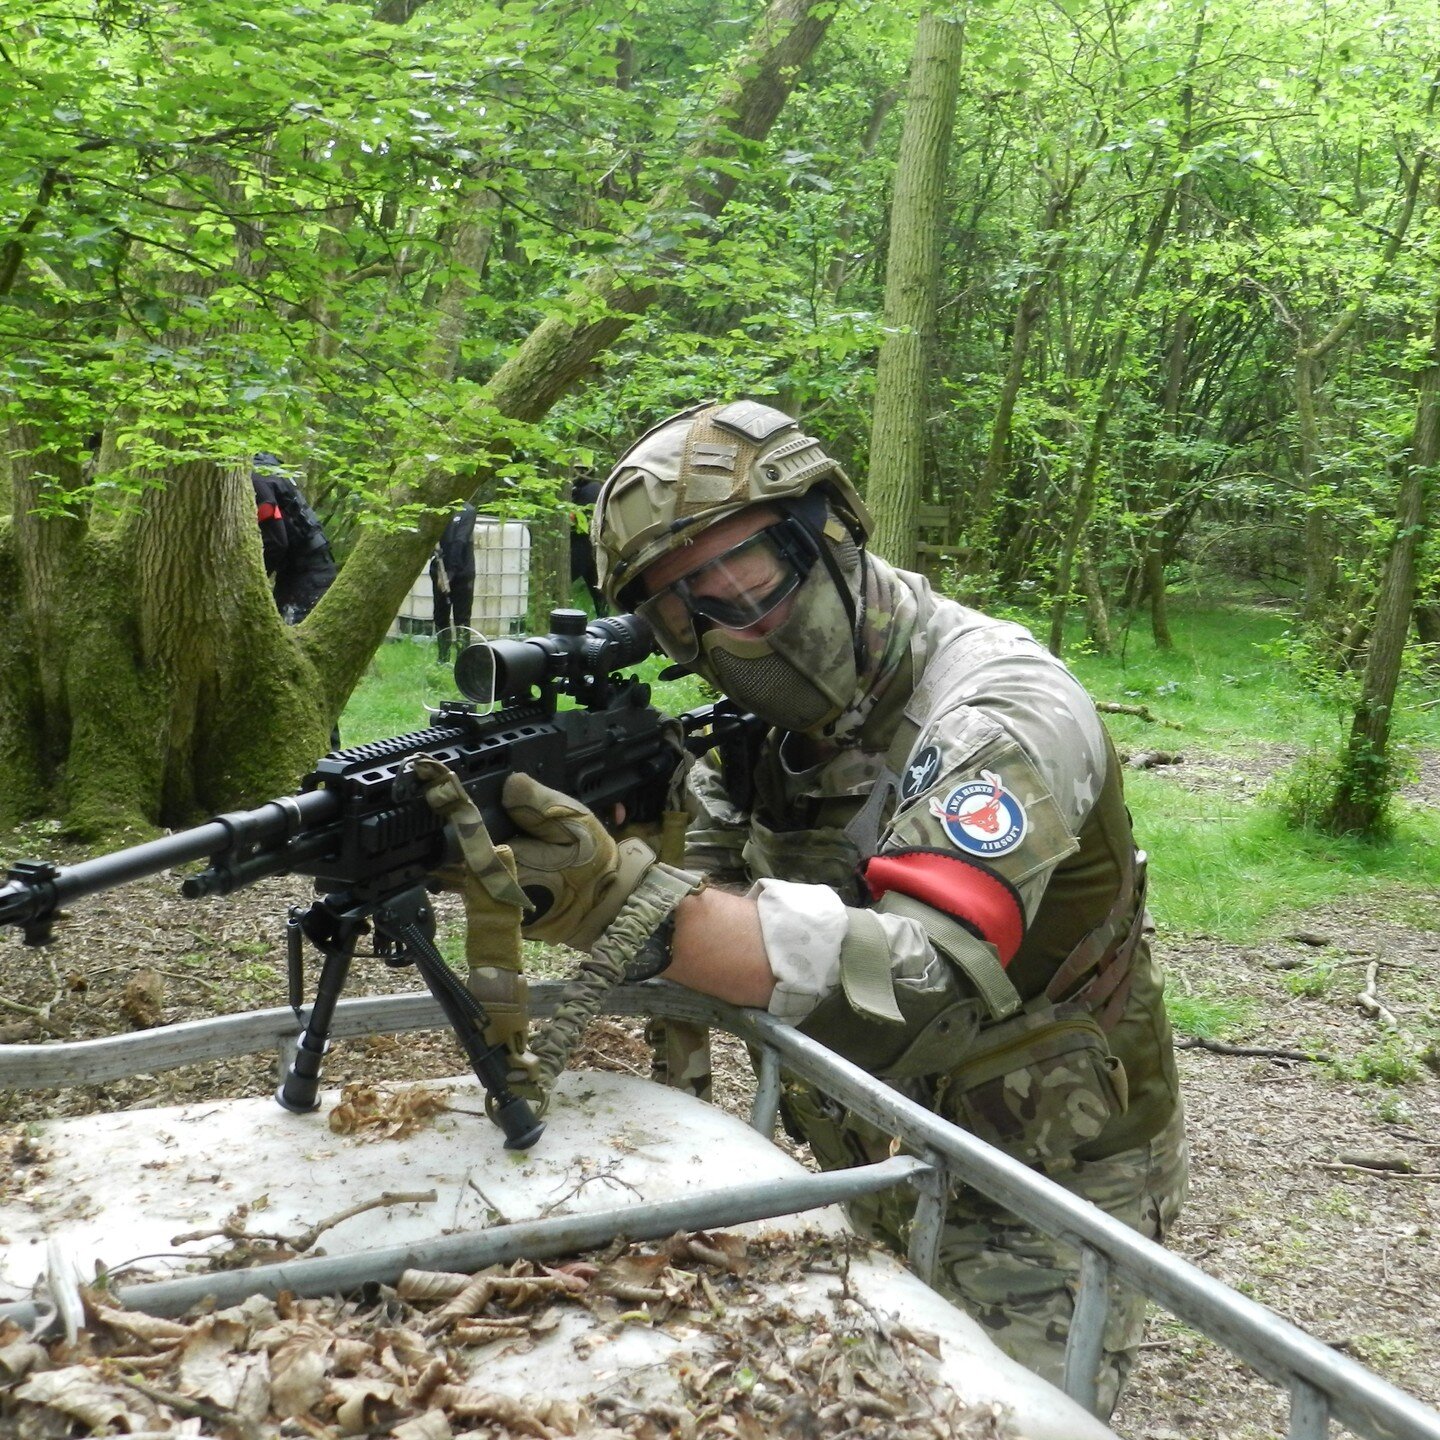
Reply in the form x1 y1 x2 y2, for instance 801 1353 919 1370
1319 1162 1440 1182
119 1373 261 1440
467 1177 512 1224
290 1188 437 1252
1334 1153 1416 1173
0 995 66 1035
540 1164 644 1216
1097 702 1184 729
173 1189 436 1251
1356 962 1399 1029
1177 1036 1331 1063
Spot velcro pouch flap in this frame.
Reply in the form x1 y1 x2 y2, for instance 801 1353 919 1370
940 1008 1129 1165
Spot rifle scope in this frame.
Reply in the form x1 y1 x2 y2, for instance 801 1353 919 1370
453 609 656 707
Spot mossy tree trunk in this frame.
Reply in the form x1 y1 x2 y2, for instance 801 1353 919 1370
867 10 964 571
2 423 320 838
0 0 836 837
1323 296 1438 837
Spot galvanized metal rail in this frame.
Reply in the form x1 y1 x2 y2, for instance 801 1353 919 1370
3 982 1438 1440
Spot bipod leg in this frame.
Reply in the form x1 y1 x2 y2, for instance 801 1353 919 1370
276 896 365 1114
375 889 544 1152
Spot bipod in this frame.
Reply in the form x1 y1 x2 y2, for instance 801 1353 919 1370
277 887 544 1151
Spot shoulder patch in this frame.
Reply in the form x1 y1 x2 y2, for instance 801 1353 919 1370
929 770 1028 857
900 744 942 802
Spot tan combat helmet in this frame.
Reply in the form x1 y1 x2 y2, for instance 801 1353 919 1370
593 400 873 609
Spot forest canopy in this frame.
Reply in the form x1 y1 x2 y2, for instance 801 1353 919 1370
1 0 1437 837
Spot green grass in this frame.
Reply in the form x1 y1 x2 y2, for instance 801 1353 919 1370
1166 990 1257 1041
1121 772 1440 939
341 597 1440 948
1005 594 1440 941
1049 596 1440 756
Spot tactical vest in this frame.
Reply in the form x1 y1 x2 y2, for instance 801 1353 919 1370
735 619 1181 1166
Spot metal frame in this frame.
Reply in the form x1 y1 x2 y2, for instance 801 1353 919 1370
3 982 1438 1440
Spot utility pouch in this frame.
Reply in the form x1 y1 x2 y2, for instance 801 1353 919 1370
937 1007 1129 1166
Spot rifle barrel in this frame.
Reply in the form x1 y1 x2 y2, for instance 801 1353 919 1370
1 791 338 932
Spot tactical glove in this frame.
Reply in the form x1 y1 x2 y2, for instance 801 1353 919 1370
501 774 704 978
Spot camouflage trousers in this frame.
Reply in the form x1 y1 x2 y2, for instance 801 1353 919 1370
783 1088 1189 1421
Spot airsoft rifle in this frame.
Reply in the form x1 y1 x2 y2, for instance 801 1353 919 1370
0 610 762 1151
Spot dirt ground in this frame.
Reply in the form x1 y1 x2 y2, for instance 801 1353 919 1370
1 748 1437 1439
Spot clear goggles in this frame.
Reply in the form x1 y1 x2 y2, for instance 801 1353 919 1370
635 517 819 663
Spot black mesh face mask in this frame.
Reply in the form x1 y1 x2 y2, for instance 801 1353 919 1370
635 513 820 663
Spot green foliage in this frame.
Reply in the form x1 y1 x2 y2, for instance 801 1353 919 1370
0 0 771 524
1330 1038 1424 1088
1031 596 1440 940
1166 990 1256 1041
1281 961 1339 1000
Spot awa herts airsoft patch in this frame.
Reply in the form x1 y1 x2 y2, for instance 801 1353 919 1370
930 770 1028 857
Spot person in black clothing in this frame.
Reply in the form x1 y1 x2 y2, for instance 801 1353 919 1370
569 476 608 615
430 502 478 661
251 454 338 624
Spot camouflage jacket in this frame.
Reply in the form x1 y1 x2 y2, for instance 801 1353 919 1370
684 559 1181 1164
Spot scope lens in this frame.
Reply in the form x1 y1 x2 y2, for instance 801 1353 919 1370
453 643 496 705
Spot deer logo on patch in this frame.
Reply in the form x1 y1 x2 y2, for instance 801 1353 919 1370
930 770 1028 857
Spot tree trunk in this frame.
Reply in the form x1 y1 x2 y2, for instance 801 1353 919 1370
1291 152 1429 626
1047 185 1177 657
0 0 837 834
963 180 1075 596
825 88 901 298
1324 297 1438 837
867 10 964 571
1140 144 1199 652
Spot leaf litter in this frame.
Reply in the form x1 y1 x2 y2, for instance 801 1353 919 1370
1 1229 1016 1440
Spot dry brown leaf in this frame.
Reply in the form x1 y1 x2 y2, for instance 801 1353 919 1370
371 1332 434 1385
396 1267 473 1302
422 1274 495 1329
411 1356 450 1405
330 1335 374 1374
330 1375 405 1435
327 1081 449 1140
450 1317 531 1344
392 1410 454 1440
269 1328 332 1418
14 1364 152 1431
429 1384 576 1435
0 1337 49 1381
89 1302 191 1347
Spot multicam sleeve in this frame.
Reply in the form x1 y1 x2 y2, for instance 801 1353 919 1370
757 636 1112 1057
681 751 753 886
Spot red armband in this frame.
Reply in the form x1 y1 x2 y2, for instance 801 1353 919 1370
256 502 283 523
862 847 1025 966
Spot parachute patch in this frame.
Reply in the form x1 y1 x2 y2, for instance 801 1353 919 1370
900 744 942 802
930 771 1028 858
